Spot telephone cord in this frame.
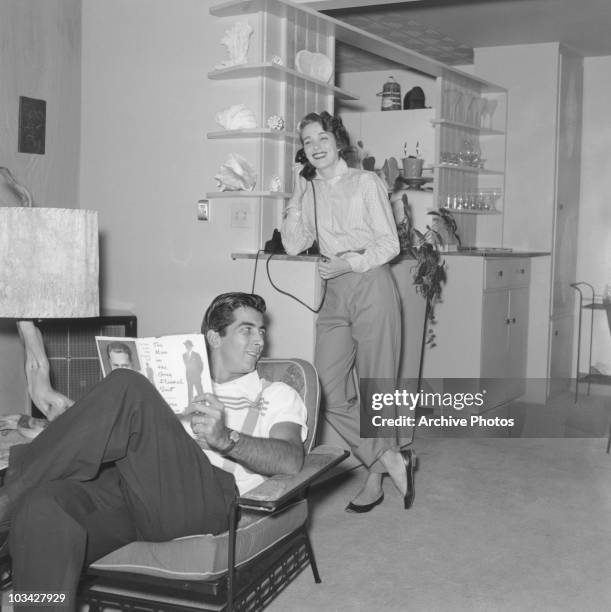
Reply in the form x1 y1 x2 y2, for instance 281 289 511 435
251 181 328 313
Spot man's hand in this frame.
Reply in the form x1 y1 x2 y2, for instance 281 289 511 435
190 395 304 476
190 393 232 454
317 256 351 280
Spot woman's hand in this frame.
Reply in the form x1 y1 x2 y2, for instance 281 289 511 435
292 165 309 198
318 256 351 280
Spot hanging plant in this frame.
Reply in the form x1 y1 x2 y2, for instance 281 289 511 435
427 207 461 248
395 193 447 386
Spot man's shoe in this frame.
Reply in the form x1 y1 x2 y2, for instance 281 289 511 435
345 493 384 513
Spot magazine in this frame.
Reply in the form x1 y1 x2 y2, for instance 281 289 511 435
95 333 212 417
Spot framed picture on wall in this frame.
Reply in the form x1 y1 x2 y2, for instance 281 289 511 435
18 96 46 155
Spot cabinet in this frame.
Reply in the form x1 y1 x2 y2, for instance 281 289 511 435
474 44 583 398
481 259 530 406
432 71 507 247
208 0 507 250
340 92 507 249
339 76 507 248
421 256 531 411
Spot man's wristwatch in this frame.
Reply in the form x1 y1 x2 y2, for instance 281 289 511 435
219 429 240 456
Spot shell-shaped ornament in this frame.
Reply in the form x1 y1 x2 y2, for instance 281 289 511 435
215 104 257 130
214 22 253 70
214 153 257 192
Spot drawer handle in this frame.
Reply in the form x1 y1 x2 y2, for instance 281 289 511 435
520 268 525 274
498 270 503 277
506 318 511 325
512 317 516 324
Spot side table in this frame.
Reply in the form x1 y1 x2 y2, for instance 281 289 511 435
571 282 611 398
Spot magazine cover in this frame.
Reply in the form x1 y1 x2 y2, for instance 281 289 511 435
95 333 212 416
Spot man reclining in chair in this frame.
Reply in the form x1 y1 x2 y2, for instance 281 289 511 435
0 292 307 611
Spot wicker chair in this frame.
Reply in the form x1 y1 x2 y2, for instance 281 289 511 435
78 357 349 611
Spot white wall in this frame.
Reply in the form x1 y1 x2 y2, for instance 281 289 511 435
80 0 258 338
577 56 611 374
0 0 81 209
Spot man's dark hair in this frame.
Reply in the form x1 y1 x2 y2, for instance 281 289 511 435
202 293 266 336
106 341 132 359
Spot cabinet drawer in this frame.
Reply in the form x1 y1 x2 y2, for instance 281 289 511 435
511 259 530 287
484 258 531 289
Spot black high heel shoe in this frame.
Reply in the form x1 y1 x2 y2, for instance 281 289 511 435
401 449 417 509
345 493 384 514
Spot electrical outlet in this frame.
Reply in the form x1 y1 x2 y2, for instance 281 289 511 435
230 202 253 228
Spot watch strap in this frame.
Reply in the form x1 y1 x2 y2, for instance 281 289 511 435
219 429 239 456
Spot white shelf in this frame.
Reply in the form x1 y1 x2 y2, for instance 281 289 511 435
210 0 506 92
206 190 291 199
231 250 320 262
431 119 504 135
208 63 358 101
207 128 299 142
437 208 502 215
434 164 504 176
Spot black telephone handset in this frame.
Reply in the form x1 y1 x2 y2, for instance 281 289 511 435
264 229 321 256
295 148 316 181
264 229 286 254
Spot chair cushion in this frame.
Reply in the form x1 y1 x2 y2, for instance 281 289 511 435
256 358 320 453
89 500 308 581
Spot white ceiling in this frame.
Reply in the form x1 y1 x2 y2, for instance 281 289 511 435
304 0 611 70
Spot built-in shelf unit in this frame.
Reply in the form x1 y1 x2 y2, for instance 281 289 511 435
208 0 507 249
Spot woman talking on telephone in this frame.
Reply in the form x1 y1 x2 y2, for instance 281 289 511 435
281 111 415 513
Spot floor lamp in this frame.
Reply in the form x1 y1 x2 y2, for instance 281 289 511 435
0 168 99 419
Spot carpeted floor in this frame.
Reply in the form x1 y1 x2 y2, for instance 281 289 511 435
268 434 611 611
1 393 609 611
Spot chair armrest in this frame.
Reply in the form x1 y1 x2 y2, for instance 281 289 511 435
237 446 350 512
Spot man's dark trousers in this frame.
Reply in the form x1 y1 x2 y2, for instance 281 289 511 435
4 369 236 611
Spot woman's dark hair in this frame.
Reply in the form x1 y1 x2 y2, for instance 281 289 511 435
201 292 266 336
298 111 350 157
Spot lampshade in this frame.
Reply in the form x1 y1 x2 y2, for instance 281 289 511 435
0 207 99 318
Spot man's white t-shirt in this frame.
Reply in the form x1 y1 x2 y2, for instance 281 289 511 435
203 370 308 495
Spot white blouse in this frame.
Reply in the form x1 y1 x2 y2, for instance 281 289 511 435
281 159 399 273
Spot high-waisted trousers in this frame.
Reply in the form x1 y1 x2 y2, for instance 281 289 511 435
315 264 402 473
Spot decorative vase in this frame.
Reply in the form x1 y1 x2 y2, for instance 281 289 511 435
403 157 423 178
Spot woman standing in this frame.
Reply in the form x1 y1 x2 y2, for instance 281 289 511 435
281 111 415 512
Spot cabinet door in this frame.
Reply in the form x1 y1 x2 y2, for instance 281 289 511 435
506 286 529 401
481 289 510 406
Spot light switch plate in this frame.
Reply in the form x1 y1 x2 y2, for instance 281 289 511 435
197 199 210 222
